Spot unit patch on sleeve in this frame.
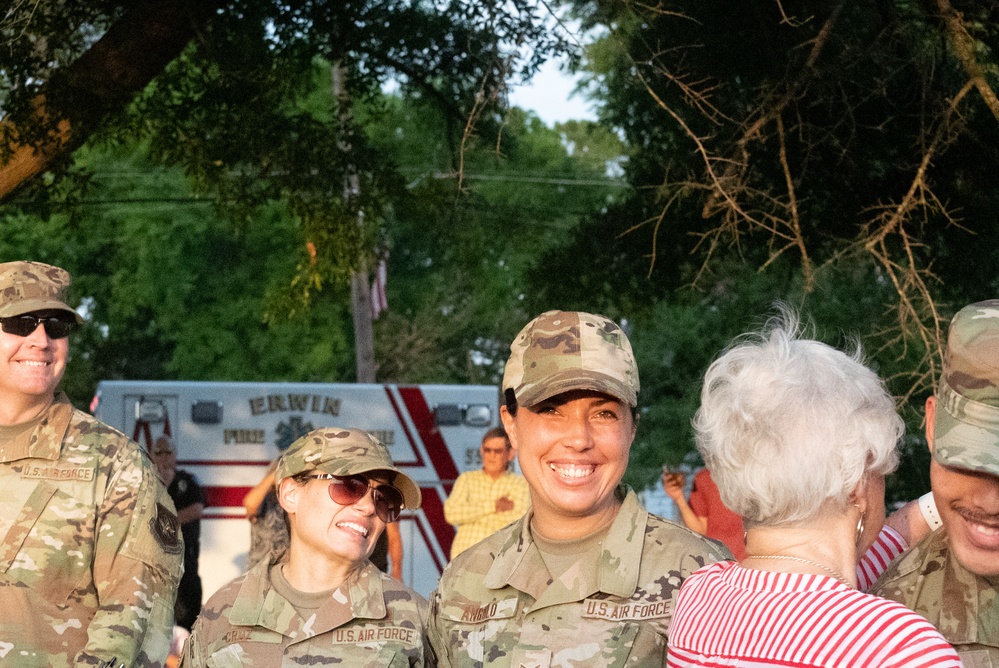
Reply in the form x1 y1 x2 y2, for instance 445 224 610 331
151 502 182 553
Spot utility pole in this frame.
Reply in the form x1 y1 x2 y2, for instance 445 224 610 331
332 61 376 383
350 263 376 383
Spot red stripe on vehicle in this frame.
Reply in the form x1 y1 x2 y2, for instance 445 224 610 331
383 386 424 467
416 486 453 571
203 511 246 520
204 486 253 508
396 386 461 562
397 386 459 488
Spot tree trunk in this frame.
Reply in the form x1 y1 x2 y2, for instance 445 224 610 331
331 61 377 383
0 0 222 201
351 263 377 383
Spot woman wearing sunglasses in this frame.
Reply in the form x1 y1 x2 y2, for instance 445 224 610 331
180 427 427 667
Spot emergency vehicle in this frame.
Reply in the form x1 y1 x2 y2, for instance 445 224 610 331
91 380 499 599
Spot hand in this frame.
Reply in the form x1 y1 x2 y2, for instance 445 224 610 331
495 495 515 512
662 471 686 502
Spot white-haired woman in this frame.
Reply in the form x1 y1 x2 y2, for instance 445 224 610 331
667 312 960 667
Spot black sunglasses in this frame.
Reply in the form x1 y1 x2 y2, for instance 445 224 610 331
0 313 76 339
297 472 405 523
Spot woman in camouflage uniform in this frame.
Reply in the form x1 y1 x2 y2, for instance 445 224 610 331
428 310 728 667
181 428 428 667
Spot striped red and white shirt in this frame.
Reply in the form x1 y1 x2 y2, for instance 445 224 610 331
856 525 907 592
667 561 962 668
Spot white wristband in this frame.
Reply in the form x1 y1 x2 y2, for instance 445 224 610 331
918 492 943 531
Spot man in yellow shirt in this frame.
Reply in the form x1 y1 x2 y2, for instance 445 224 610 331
444 427 530 558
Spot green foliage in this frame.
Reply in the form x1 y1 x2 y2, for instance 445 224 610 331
0 91 628 406
8 0 991 510
0 144 354 407
367 98 628 384
543 0 999 502
2 0 577 294
617 256 941 501
563 0 999 305
622 260 797 490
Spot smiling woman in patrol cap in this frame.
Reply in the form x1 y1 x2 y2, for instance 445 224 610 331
427 310 728 667
180 427 429 667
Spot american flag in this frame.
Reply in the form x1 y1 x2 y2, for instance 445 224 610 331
371 255 388 319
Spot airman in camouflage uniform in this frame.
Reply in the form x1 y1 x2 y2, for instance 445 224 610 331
427 311 729 667
0 261 183 667
180 428 429 667
872 299 999 666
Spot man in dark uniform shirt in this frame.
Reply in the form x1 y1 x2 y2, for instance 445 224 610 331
153 435 206 630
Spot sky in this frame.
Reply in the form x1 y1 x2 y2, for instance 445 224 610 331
507 56 597 126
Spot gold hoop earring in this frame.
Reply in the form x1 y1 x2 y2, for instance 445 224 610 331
854 505 866 547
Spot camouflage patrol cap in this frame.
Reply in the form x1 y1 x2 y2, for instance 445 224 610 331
275 427 421 509
0 261 82 322
503 310 639 408
933 299 999 476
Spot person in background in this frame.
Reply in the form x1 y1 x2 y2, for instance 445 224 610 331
444 426 530 558
428 310 728 667
368 519 404 580
152 435 206 632
872 299 999 663
182 428 428 666
243 458 291 568
0 260 182 667
663 467 746 560
667 309 960 667
245 454 405 579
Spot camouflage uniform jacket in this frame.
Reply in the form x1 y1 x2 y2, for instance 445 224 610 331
427 487 730 668
0 394 183 667
872 528 999 667
180 557 429 667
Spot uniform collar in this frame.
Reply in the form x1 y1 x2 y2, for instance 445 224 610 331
0 393 71 463
902 529 999 647
229 558 387 640
483 486 647 608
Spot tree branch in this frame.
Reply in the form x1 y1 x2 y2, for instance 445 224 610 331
0 0 222 201
932 0 999 122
